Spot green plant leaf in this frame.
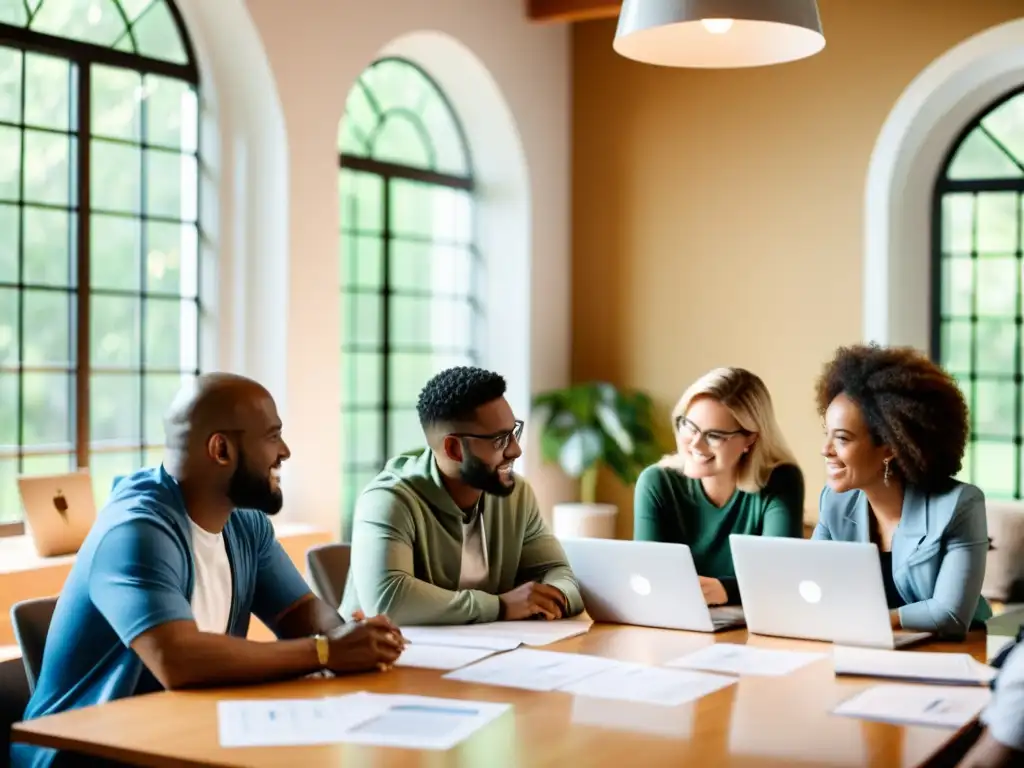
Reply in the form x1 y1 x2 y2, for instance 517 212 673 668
559 426 603 477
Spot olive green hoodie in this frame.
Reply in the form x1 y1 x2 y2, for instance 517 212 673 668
339 448 584 625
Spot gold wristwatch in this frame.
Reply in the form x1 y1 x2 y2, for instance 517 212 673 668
313 634 329 668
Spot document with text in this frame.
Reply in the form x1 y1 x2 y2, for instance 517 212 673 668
560 661 736 706
666 643 826 677
395 643 500 671
832 645 997 686
401 616 593 651
444 648 618 691
832 684 991 729
217 692 510 750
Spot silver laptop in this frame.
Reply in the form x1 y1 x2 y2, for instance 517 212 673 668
559 538 745 632
729 534 931 650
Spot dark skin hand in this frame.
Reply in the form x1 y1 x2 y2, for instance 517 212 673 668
960 731 1024 767
131 593 405 690
499 582 566 621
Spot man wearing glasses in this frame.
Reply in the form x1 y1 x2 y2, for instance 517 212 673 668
340 366 583 626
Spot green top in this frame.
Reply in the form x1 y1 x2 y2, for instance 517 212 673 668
633 463 805 604
339 448 584 625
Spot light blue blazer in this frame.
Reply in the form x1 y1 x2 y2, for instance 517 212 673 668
812 481 991 638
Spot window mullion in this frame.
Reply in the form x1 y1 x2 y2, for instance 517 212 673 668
74 62 90 469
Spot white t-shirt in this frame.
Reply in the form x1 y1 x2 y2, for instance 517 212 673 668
458 511 489 590
188 517 233 634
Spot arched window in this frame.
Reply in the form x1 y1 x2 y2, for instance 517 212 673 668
0 1 201 534
338 56 479 531
933 87 1024 499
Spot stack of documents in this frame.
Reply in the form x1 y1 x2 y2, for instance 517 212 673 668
832 684 991 729
832 646 997 686
396 617 594 671
665 643 826 677
443 648 736 707
217 692 510 750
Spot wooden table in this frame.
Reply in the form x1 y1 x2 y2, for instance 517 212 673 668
12 625 988 767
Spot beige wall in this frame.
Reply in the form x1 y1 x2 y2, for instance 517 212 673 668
171 0 576 536
571 0 1024 538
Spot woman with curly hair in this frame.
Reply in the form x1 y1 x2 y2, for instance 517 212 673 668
635 368 804 607
813 343 990 638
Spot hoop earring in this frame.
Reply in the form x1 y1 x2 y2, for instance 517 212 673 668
883 458 892 487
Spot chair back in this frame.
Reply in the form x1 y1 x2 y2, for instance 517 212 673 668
306 543 351 608
9 596 57 695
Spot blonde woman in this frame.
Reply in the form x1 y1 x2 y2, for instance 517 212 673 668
634 368 804 606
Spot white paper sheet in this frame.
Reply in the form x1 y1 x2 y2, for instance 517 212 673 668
395 643 500 671
217 693 510 750
832 645 997 686
400 628 521 652
561 662 736 706
401 617 593 651
832 684 991 729
666 643 826 677
217 697 354 747
444 648 617 691
329 692 511 750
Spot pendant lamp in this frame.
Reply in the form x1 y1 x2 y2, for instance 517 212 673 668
613 0 825 69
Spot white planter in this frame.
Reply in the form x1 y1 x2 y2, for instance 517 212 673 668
552 502 618 539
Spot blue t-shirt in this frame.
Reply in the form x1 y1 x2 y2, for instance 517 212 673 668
12 466 312 768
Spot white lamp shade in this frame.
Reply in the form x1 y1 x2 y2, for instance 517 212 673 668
613 0 825 69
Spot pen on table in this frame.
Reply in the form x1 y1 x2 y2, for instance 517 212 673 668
923 698 945 713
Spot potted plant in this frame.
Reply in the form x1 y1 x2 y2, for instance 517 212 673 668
531 382 663 538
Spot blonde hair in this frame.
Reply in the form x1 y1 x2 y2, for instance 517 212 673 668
660 367 797 493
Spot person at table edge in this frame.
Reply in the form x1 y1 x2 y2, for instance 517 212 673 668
812 343 990 638
633 367 805 606
13 374 403 768
340 366 584 626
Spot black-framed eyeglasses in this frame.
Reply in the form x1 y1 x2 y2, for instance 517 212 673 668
450 420 524 452
675 417 749 449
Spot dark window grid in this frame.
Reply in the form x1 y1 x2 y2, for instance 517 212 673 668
4 87 200 490
364 106 438 170
17 0 162 55
0 117 199 156
340 154 472 191
941 179 1024 193
340 179 480 472
338 59 478 527
0 6 200 536
1 363 199 374
939 315 1024 324
977 123 1024 173
346 57 474 177
342 285 481 309
0 282 200 301
940 251 1023 260
0 439 166 458
0 19 199 83
933 184 1024 496
340 228 478 253
931 368 1022 384
341 344 476 356
0 200 198 227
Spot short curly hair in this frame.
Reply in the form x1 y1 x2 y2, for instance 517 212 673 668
815 344 969 492
416 366 507 429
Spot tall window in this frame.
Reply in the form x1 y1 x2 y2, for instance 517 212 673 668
0 1 201 534
338 57 479 532
933 87 1024 499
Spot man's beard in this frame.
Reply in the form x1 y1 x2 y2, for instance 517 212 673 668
227 447 283 515
459 447 515 497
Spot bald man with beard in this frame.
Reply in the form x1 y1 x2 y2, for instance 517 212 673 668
13 373 404 768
